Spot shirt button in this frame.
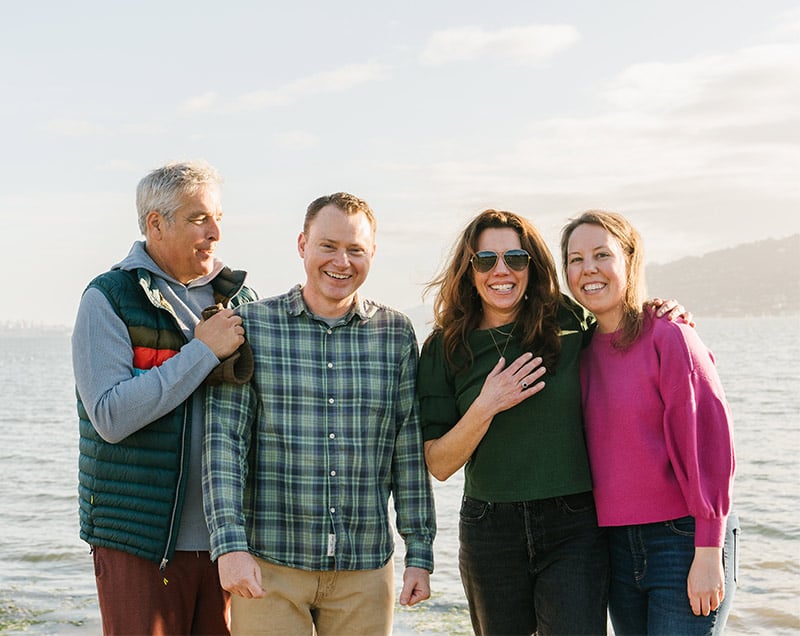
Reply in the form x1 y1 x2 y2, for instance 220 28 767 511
330 470 336 476
328 398 335 404
327 329 333 335
330 507 336 514
329 433 335 439
327 362 333 369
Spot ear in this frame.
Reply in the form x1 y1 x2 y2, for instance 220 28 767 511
297 232 306 258
145 210 162 239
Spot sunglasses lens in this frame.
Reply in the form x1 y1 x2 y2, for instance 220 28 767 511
504 250 530 271
472 251 498 273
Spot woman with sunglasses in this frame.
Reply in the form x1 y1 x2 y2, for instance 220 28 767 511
417 209 684 635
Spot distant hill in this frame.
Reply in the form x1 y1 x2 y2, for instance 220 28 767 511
646 234 799 317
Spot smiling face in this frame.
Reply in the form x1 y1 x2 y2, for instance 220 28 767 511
144 185 222 284
565 222 629 333
297 204 376 318
473 227 529 328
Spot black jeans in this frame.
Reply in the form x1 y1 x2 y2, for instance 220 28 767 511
459 491 610 635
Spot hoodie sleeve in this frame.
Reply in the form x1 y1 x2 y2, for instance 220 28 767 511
72 287 220 443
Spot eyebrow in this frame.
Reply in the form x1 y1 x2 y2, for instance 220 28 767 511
186 210 219 218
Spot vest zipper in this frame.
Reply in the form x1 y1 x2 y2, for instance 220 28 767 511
160 404 189 572
157 291 192 573
154 275 239 572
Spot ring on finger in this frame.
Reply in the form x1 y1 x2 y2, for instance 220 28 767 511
521 381 528 389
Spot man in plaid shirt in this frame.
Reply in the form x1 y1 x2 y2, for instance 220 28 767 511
202 192 436 635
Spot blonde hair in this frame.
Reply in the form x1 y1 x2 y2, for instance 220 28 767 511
560 210 647 349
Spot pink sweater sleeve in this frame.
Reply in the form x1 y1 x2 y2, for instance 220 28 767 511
658 322 735 546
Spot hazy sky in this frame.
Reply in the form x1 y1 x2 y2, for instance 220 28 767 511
3 1 799 326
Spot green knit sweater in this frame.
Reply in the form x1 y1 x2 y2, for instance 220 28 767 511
417 296 595 502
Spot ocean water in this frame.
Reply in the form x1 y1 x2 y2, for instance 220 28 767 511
0 316 798 634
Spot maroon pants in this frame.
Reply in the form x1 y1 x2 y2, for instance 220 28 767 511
93 547 230 635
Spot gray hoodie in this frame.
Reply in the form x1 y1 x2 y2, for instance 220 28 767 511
72 241 229 550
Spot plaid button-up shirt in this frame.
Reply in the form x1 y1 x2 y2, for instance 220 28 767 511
203 285 435 572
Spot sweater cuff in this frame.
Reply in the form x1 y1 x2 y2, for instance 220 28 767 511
695 516 726 547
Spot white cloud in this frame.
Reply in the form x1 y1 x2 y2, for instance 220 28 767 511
215 62 391 112
413 35 800 263
428 37 800 193
419 24 580 66
602 43 800 127
763 7 800 40
180 91 220 113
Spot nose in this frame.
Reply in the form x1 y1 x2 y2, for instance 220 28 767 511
582 258 597 274
493 255 511 274
332 249 350 267
207 215 221 241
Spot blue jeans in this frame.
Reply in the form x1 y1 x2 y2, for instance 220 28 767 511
608 514 740 636
459 491 609 635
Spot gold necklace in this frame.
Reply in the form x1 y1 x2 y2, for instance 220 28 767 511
488 324 515 360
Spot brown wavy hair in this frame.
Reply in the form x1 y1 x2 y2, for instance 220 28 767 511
425 209 563 371
560 210 646 349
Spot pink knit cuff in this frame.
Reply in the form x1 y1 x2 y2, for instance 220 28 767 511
695 516 726 547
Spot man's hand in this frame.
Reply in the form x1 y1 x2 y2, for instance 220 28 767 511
218 551 265 599
399 566 430 607
195 308 245 359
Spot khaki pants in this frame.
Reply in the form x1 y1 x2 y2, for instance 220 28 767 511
231 557 394 636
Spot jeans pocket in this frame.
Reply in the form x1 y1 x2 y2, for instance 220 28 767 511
459 496 491 524
558 491 595 514
665 515 695 537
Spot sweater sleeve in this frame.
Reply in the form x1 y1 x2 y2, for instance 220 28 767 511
417 333 460 442
659 322 735 547
72 287 221 443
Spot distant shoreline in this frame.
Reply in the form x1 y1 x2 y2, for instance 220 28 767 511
2 312 799 337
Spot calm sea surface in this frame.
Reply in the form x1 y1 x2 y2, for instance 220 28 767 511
0 316 798 634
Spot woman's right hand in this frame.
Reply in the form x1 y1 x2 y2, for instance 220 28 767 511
476 352 546 416
423 352 546 482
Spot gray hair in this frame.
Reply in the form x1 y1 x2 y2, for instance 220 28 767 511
136 160 222 234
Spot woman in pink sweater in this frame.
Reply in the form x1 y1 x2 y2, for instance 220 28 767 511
560 210 737 635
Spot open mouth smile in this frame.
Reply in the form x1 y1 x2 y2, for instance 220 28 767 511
325 271 352 280
582 282 606 292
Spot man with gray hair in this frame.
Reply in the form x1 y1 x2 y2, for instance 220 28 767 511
72 160 257 634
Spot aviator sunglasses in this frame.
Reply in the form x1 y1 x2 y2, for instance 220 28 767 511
470 249 531 273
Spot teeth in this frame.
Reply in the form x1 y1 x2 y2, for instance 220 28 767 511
326 271 350 280
490 284 514 291
583 283 605 292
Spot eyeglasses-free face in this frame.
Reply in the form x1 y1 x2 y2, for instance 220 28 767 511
470 249 531 273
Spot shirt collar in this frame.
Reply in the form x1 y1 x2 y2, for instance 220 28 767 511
285 284 379 323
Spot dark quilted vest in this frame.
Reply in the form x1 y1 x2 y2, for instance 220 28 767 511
77 267 255 568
